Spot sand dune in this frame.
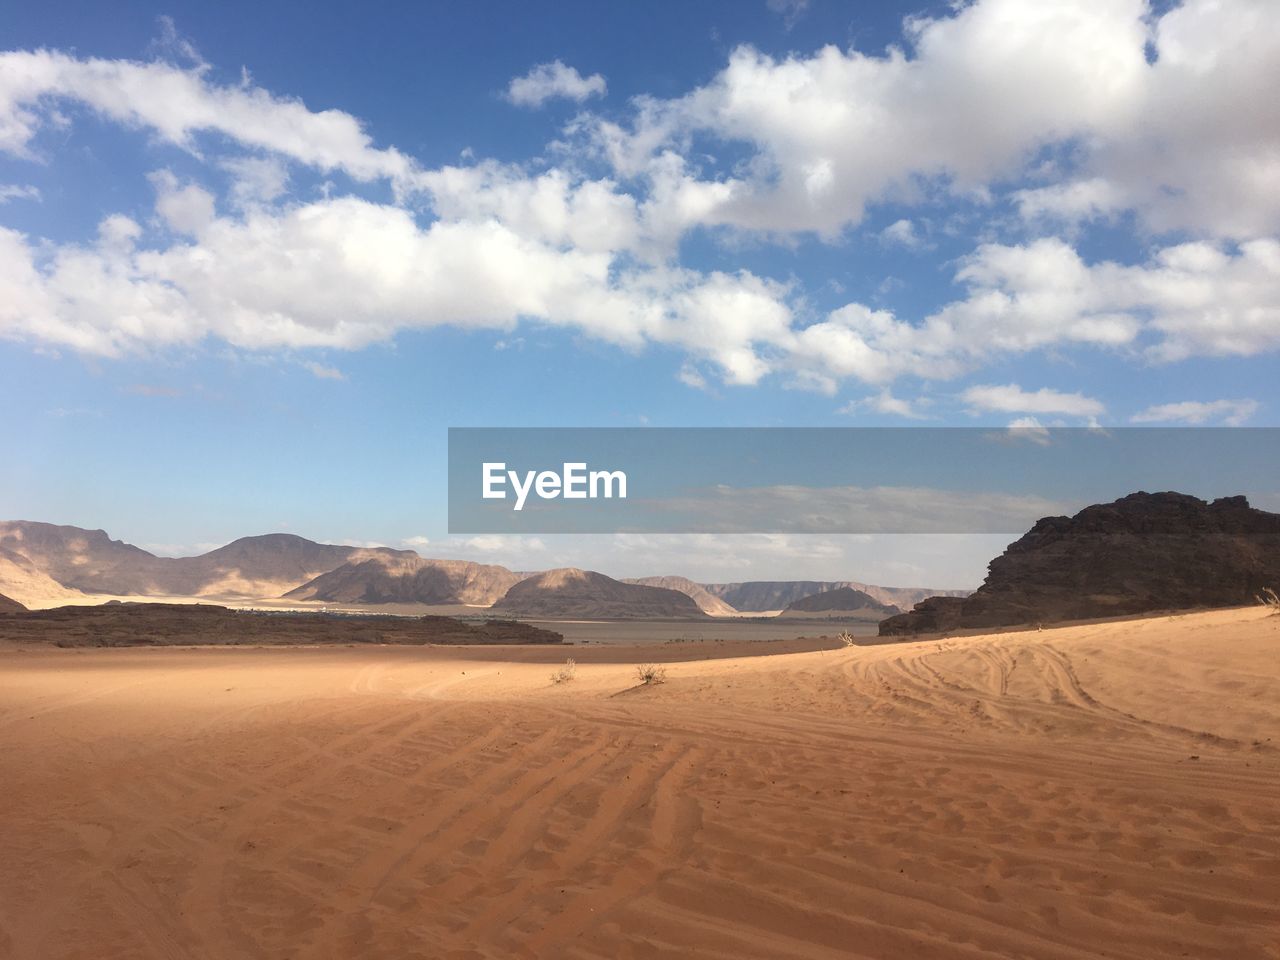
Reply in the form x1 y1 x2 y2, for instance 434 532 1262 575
2 607 1278 958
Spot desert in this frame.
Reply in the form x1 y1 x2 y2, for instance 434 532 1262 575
3 604 1279 959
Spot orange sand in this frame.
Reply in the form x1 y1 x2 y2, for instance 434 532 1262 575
2 607 1278 958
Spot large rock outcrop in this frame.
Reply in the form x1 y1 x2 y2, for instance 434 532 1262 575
880 492 1280 636
0 591 26 614
285 555 523 606
493 568 706 619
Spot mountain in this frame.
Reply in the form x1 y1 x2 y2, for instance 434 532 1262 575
0 522 167 596
0 545 88 609
0 591 25 614
624 576 738 616
881 492 1280 636
0 522 406 601
169 534 400 598
780 586 899 618
285 554 523 605
702 580 965 613
493 568 706 619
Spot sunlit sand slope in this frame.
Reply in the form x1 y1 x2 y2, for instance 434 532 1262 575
2 607 1278 959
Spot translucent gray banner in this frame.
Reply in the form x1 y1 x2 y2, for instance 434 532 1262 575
447 427 1280 534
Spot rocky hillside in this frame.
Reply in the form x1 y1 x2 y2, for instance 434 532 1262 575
493 568 706 619
703 579 965 613
624 576 738 616
0 522 407 601
285 554 523 605
881 492 1280 636
780 586 899 618
0 545 87 609
0 591 26 614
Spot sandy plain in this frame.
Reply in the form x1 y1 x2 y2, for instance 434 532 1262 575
2 607 1278 959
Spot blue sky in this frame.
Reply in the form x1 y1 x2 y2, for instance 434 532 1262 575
1 0 1277 586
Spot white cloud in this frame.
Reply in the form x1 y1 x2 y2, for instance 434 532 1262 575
0 49 420 188
301 360 345 380
505 61 606 108
1003 417 1052 446
220 155 290 208
150 169 215 235
1013 177 1125 224
878 218 925 249
766 0 810 30
961 383 1104 417
2 9 1280 390
1131 399 1259 426
0 183 39 203
596 0 1280 240
839 389 930 419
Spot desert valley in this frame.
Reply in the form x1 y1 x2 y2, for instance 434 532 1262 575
2 492 1280 958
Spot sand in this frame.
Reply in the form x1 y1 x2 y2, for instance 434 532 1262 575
2 607 1278 959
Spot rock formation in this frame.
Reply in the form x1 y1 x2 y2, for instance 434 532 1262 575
493 568 706 619
881 492 1280 636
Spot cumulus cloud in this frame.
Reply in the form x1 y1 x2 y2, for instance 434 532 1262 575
505 61 606 108
961 383 1104 417
596 0 1280 240
1131 399 1260 426
1 3 1279 391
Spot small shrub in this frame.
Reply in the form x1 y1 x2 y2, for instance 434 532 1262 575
1257 587 1280 614
636 663 666 685
837 630 856 647
551 658 577 684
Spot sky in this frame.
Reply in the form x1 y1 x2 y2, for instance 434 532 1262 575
1 0 1277 588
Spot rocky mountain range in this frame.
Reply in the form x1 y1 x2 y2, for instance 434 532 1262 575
0 519 964 619
779 586 900 619
881 492 1280 636
0 591 25 614
702 580 965 613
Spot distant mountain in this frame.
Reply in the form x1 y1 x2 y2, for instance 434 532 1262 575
702 580 966 613
285 554 522 605
881 492 1280 636
0 545 88 609
624 576 738 616
0 522 166 596
0 522 406 602
493 568 706 619
780 586 899 619
0 591 25 614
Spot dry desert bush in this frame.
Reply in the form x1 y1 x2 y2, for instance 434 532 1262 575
838 630 856 647
551 658 577 684
1258 587 1280 614
636 663 666 685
